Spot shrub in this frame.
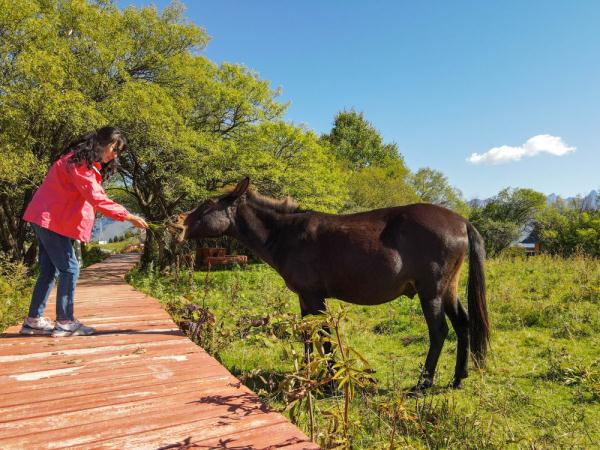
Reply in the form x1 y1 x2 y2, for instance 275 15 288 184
0 255 33 331
81 245 112 267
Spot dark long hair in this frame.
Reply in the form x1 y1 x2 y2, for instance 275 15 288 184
62 126 127 181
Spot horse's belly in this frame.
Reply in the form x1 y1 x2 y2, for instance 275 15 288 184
324 261 415 305
283 246 415 304
330 280 416 305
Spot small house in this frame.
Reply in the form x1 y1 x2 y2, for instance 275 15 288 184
517 227 540 256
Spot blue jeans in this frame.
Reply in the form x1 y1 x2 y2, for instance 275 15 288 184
28 224 80 321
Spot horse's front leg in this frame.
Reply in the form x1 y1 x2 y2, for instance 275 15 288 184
299 294 329 359
299 294 335 392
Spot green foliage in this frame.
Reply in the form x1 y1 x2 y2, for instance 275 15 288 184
107 55 289 222
410 167 469 216
345 158 420 211
470 187 547 256
543 349 600 403
321 111 470 216
128 254 600 448
320 110 420 212
0 0 349 267
276 307 378 446
537 207 600 257
469 187 599 259
229 121 348 213
322 110 398 171
81 244 111 267
0 254 33 331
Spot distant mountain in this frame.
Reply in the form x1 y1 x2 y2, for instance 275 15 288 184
546 190 599 211
468 198 490 209
91 217 134 242
582 190 599 210
470 190 598 211
546 193 559 205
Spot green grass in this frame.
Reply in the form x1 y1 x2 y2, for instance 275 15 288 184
83 236 141 266
52 254 600 447
127 255 600 448
94 236 141 254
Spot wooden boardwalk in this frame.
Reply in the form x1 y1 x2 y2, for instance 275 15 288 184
0 254 317 450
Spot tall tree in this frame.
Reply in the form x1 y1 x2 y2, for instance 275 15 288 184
233 122 348 212
537 207 600 257
345 158 419 211
322 110 418 211
469 188 547 256
0 0 348 268
0 0 210 264
322 110 398 170
410 167 468 216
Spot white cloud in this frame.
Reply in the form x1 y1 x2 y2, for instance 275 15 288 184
467 134 575 165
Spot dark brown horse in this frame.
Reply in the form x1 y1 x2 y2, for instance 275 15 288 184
169 178 489 389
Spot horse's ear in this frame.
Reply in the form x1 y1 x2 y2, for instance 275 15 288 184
229 177 250 200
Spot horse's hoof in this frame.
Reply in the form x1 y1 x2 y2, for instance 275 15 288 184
322 379 338 397
451 372 467 389
451 379 463 389
418 378 433 390
406 379 432 397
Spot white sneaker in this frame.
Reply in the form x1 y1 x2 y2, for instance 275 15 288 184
52 319 96 337
19 317 55 335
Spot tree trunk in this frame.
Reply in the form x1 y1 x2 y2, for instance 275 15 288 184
73 241 83 267
140 230 159 271
0 189 35 263
23 239 38 268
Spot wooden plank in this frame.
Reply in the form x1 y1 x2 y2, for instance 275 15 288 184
0 361 225 407
0 339 197 375
0 254 316 449
0 376 238 424
0 389 286 447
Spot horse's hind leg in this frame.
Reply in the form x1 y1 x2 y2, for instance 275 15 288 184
417 295 448 389
444 295 469 388
443 260 470 388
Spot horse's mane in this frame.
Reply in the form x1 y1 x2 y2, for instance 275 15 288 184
221 186 300 214
246 190 300 214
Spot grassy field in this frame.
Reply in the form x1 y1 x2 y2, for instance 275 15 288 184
128 254 600 449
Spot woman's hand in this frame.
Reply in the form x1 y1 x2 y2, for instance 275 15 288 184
126 214 149 229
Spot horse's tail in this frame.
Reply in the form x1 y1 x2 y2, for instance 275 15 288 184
466 222 490 367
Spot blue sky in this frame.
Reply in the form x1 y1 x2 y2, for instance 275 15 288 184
119 1 599 199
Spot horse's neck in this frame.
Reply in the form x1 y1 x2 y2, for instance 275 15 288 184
229 202 288 268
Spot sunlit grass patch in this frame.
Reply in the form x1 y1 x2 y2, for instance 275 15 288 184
128 255 600 448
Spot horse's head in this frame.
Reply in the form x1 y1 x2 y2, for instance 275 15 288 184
169 177 250 242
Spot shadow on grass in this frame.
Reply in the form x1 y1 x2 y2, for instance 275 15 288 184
228 365 288 396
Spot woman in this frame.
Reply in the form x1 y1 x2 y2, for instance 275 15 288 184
21 126 148 337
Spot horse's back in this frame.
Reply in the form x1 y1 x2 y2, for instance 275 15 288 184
308 203 468 254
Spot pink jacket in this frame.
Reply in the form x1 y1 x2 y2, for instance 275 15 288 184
23 153 129 242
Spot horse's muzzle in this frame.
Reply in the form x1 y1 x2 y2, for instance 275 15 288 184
166 214 188 242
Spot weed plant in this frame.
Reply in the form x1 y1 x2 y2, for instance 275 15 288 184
0 255 34 331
